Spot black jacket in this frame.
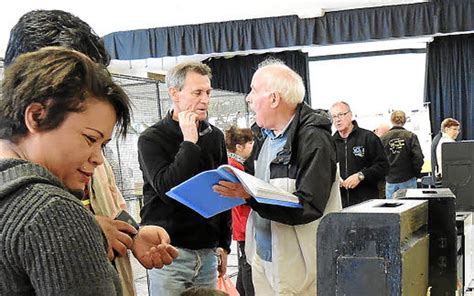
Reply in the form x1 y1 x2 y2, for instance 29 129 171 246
246 103 336 225
138 111 231 253
430 132 442 178
333 121 389 207
381 126 424 183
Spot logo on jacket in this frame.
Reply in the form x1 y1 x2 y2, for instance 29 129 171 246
388 138 405 154
352 146 365 157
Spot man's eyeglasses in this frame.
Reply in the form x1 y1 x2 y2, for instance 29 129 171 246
331 111 350 120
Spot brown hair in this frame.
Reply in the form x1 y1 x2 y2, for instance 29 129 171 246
441 118 460 131
390 110 406 126
225 126 253 152
0 46 131 141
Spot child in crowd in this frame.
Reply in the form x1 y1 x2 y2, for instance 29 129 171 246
224 126 255 296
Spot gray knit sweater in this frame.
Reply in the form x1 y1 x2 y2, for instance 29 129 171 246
0 159 121 295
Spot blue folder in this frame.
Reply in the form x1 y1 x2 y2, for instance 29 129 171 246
166 166 302 218
166 168 245 218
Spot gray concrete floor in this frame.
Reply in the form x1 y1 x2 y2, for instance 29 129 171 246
131 241 239 296
125 198 240 295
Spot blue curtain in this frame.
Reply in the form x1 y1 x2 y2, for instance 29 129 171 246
425 34 474 140
103 0 473 60
203 51 311 104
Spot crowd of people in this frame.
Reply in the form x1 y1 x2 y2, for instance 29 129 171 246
0 8 462 296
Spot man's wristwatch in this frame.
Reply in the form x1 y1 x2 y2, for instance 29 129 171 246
357 171 365 181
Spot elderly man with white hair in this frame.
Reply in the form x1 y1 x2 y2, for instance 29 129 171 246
214 59 340 295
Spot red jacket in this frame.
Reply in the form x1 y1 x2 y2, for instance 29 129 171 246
228 157 251 241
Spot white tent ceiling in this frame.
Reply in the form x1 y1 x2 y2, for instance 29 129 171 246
0 0 427 59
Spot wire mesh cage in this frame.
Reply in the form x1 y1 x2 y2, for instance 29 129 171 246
0 63 253 217
109 73 252 201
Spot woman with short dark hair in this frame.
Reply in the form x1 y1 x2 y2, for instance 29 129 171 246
0 47 130 295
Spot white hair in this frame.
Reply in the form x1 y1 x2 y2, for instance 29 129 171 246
256 59 305 105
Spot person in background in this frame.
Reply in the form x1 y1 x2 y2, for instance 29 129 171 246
330 101 389 207
433 118 460 178
374 122 391 138
224 126 255 296
214 59 340 295
138 61 231 296
381 110 424 198
4 10 178 295
0 47 129 295
373 121 391 199
430 131 442 184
